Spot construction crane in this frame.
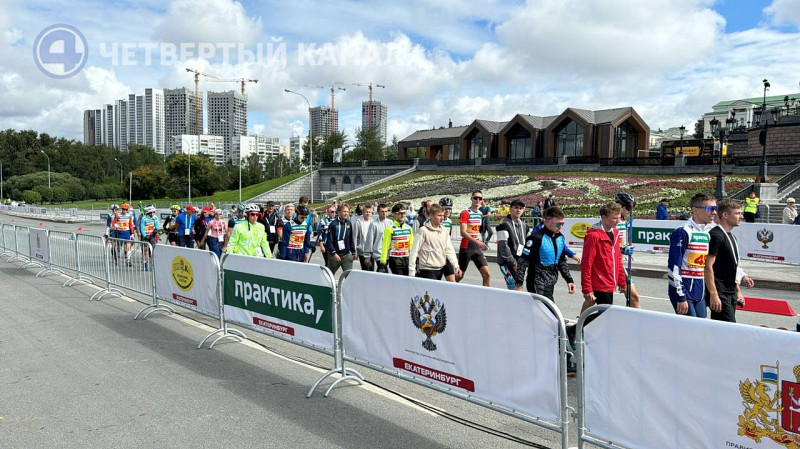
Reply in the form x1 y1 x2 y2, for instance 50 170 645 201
185 68 258 134
338 82 385 130
304 84 345 134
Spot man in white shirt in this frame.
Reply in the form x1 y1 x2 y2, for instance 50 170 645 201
366 203 394 272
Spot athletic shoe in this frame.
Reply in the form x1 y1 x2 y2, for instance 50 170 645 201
144 262 148 272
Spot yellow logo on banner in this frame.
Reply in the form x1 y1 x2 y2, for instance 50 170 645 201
737 363 800 447
570 222 592 240
171 256 194 292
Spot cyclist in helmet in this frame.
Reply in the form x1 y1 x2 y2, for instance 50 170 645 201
227 204 272 258
139 205 160 271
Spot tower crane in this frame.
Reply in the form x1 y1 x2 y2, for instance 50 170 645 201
304 84 345 134
338 82 385 129
185 68 258 134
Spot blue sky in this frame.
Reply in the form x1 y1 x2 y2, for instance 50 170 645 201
1 0 799 144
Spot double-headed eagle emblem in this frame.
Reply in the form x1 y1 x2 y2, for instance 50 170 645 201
757 229 774 249
410 292 447 351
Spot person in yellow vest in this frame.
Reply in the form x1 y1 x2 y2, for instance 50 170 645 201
380 203 414 275
226 204 272 258
743 191 759 223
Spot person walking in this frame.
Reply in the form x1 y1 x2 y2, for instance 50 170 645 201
455 191 491 286
163 205 180 246
280 204 314 262
438 197 457 282
352 203 374 271
479 199 493 244
194 206 210 250
138 205 160 271
495 199 528 290
743 191 759 223
668 193 717 318
112 203 137 266
518 206 576 298
260 201 281 255
544 195 556 210
201 209 228 259
531 201 542 227
325 204 357 275
367 203 393 273
656 198 670 220
380 203 414 275
175 205 197 248
224 204 245 251
226 204 272 258
783 198 797 224
579 202 627 313
317 206 336 266
409 203 461 280
705 199 754 322
276 203 296 260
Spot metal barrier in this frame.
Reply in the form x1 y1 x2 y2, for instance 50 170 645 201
13 226 31 265
69 233 105 290
48 231 77 279
3 224 20 262
104 237 155 302
575 304 615 449
334 270 571 449
0 223 10 257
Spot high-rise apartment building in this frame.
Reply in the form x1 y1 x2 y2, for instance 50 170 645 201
207 90 248 162
83 88 166 155
289 136 307 163
362 100 388 143
142 88 166 154
239 135 280 165
309 106 338 139
164 87 203 140
83 110 101 146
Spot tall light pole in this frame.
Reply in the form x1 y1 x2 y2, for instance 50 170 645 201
757 78 771 183
40 150 51 188
1 160 4 202
188 137 193 204
217 117 241 203
678 125 685 156
285 89 314 203
710 113 735 199
113 157 123 184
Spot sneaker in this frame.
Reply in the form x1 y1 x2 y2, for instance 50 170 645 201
144 262 148 271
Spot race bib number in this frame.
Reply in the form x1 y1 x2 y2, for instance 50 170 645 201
289 230 305 249
145 223 155 234
686 233 710 269
467 223 481 238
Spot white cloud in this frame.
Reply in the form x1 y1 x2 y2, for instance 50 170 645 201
154 0 261 45
765 0 800 28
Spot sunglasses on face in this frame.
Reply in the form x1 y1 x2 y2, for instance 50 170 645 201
553 221 565 227
248 213 259 217
694 205 718 212
472 196 483 200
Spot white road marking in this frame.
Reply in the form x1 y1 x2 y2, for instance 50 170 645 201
639 295 669 302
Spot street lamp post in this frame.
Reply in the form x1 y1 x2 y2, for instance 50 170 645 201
1 160 4 202
40 150 51 188
678 125 685 156
113 158 123 184
757 78 771 183
710 113 735 199
216 117 241 203
284 89 314 203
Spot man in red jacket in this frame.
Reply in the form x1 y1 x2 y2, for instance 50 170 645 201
580 201 627 313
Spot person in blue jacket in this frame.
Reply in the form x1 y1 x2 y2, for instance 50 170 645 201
175 205 197 248
280 205 314 262
667 193 716 318
656 198 670 220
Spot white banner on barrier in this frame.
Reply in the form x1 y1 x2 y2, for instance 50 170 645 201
153 245 219 317
584 307 800 449
561 218 800 265
28 228 49 263
341 270 561 421
221 254 335 350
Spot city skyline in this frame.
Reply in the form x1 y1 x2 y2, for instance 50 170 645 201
3 0 800 147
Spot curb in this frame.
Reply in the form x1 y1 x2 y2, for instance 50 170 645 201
485 254 800 293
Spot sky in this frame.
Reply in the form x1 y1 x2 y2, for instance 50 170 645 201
2 0 800 145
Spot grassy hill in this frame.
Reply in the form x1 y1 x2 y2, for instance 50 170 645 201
337 171 752 218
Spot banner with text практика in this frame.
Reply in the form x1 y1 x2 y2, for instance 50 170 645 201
222 254 335 350
340 270 561 421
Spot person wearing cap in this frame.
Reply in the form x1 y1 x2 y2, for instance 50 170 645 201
259 201 281 254
783 198 797 224
176 205 197 248
163 205 181 246
112 203 136 266
317 205 337 266
495 199 528 290
656 198 670 220
201 209 228 259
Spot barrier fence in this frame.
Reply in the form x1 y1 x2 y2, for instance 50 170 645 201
575 305 800 449
7 218 800 448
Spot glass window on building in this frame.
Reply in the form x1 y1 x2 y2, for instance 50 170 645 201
508 127 531 159
468 132 487 159
342 175 352 191
556 121 584 157
614 122 637 157
329 177 337 191
448 143 460 160
354 175 364 188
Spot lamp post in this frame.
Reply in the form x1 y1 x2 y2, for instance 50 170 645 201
757 78 771 183
678 125 685 156
188 137 193 204
217 117 241 203
1 160 4 202
710 113 735 199
113 158 123 184
40 150 51 188
285 89 314 203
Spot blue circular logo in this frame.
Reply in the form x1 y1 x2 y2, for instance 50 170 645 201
33 24 88 79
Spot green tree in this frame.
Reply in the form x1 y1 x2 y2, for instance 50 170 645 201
302 130 348 166
241 153 264 186
693 119 704 139
51 187 68 203
166 153 219 197
349 127 384 161
384 134 399 160
130 166 168 200
22 190 42 204
33 185 52 203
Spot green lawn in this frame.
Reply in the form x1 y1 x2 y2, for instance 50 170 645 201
35 173 304 210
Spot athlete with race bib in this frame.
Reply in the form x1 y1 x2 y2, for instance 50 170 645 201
111 203 136 266
380 203 414 275
455 190 491 286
